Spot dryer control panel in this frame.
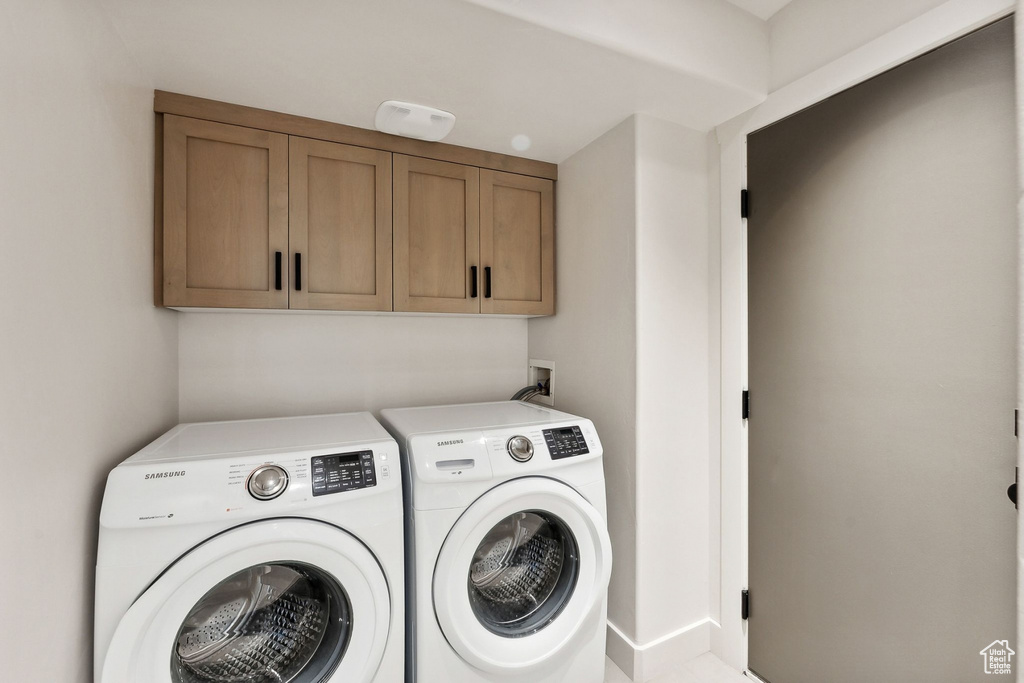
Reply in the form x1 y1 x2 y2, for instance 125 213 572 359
542 425 590 459
311 450 377 496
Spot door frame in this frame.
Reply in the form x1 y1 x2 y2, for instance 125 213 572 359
713 0 1016 672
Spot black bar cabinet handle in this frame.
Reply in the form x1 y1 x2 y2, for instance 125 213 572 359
484 267 492 298
295 253 302 291
274 252 282 290
471 266 478 298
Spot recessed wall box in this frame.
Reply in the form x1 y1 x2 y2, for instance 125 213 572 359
374 100 456 142
528 359 554 407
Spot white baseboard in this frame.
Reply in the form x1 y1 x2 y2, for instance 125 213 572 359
607 618 718 682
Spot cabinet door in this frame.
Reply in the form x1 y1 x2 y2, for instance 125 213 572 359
393 155 479 313
289 137 393 311
163 115 288 308
480 170 554 315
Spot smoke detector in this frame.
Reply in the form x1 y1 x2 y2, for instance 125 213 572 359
374 100 456 142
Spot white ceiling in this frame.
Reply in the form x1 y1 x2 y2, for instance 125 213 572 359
100 0 771 163
723 0 794 21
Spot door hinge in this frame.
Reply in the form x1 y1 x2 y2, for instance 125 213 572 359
741 189 749 219
742 390 750 420
742 589 750 620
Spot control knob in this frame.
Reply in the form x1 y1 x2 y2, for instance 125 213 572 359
248 465 289 500
507 436 534 462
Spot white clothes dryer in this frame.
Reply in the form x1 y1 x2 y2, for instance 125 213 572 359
94 413 404 683
380 401 612 683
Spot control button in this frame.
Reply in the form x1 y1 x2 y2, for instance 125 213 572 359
247 465 289 501
382 465 391 477
507 436 535 462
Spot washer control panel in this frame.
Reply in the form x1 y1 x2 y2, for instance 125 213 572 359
311 450 376 496
542 425 589 460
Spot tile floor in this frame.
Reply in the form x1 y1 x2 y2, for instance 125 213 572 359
605 653 749 683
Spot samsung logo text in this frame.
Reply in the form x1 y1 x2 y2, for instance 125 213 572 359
145 471 186 480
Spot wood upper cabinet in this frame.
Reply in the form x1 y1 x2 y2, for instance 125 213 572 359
156 96 557 316
393 155 480 313
480 170 555 315
162 115 288 308
289 137 392 311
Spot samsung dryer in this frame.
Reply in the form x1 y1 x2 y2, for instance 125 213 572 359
94 412 404 683
380 401 612 683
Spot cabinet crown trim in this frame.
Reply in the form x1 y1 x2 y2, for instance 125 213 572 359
154 91 558 181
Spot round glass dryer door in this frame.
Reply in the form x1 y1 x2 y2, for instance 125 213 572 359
433 478 612 674
172 563 350 683
467 511 579 637
101 520 391 683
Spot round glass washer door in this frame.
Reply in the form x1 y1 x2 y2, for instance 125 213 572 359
172 562 351 683
467 511 579 637
101 519 390 683
433 477 612 675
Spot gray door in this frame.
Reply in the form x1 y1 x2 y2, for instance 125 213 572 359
748 18 1017 683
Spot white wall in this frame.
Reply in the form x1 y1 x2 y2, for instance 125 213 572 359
769 0 948 90
178 313 527 421
0 1 179 680
634 116 711 648
529 114 713 681
528 118 640 642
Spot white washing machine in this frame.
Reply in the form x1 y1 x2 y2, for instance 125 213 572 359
94 413 404 683
380 401 612 683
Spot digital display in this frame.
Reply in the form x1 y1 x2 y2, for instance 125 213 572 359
311 450 376 496
542 425 589 460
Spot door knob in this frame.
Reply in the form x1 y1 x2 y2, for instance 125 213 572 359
1008 468 1017 508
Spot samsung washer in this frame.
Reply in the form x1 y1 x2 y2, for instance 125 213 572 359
380 401 612 683
94 413 404 683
